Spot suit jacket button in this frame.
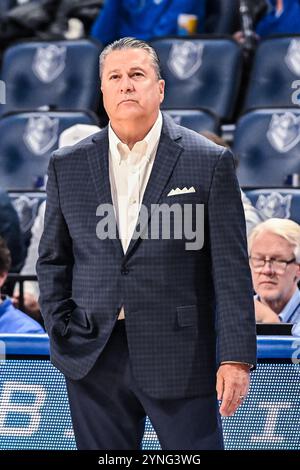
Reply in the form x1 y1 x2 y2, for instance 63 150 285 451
121 267 129 275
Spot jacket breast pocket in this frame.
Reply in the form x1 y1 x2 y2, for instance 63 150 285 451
164 193 202 205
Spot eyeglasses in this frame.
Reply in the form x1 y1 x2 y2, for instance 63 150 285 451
249 256 296 274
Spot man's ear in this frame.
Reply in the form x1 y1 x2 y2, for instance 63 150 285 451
159 79 165 104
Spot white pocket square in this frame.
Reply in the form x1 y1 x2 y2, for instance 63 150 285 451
167 186 196 196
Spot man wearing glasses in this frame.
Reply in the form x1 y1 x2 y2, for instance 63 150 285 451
248 218 300 336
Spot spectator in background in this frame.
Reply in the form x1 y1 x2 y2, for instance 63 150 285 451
248 218 300 336
255 0 300 37
0 0 104 45
0 237 44 333
0 187 25 273
234 0 300 48
90 0 206 45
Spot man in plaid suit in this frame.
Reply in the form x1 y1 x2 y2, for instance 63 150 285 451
37 38 256 450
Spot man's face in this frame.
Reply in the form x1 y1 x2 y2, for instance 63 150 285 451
250 231 300 305
101 48 165 125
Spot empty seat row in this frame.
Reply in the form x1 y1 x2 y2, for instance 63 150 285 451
1 35 300 121
0 110 98 190
7 188 300 251
235 107 300 187
0 39 102 116
0 108 218 190
0 107 299 190
244 188 300 224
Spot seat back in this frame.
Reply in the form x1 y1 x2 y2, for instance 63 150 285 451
0 110 98 190
244 188 300 225
164 109 220 134
234 108 300 187
244 35 300 111
9 190 46 247
0 39 102 114
0 0 14 16
151 37 242 120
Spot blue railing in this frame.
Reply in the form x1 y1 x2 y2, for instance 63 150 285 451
1 334 299 358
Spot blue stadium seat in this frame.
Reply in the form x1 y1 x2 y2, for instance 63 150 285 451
150 37 243 120
8 190 46 248
0 0 40 13
0 110 98 190
0 39 102 115
0 0 13 16
244 35 300 111
234 108 300 187
164 109 220 134
244 188 300 225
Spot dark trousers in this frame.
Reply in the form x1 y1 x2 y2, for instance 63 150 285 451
65 320 224 450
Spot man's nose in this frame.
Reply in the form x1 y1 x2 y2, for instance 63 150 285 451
120 75 134 93
260 260 274 275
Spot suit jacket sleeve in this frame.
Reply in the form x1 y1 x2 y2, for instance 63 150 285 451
36 155 75 337
208 148 257 367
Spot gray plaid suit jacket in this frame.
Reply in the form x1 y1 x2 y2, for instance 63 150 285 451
37 113 256 400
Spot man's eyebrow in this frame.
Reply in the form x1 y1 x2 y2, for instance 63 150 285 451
130 66 146 72
107 68 121 75
107 66 146 74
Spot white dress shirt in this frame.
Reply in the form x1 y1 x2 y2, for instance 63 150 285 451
108 112 163 319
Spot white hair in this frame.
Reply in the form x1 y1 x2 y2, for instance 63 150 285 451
248 218 300 262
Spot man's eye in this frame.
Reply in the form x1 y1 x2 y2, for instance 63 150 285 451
132 72 143 77
109 75 119 80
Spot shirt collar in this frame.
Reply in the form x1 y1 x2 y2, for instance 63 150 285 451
279 289 300 323
108 111 162 166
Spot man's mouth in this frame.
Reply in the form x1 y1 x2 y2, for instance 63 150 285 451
119 99 137 104
259 281 277 286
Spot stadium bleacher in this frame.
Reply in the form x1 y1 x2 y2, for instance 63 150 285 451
0 39 102 115
0 110 99 190
234 107 300 187
150 36 243 121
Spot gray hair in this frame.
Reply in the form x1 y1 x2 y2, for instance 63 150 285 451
99 37 162 80
248 217 300 263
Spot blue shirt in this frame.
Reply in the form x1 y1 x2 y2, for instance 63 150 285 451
91 0 206 45
0 297 45 334
278 289 300 336
255 289 300 336
256 0 300 37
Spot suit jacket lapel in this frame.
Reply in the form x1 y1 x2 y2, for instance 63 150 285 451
125 115 183 258
87 128 124 256
86 115 183 260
